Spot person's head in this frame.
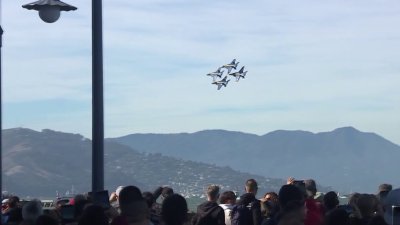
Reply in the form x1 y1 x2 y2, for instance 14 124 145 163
263 192 279 203
379 184 393 194
118 185 149 222
245 179 258 195
219 191 236 205
278 185 305 212
323 191 339 212
142 192 155 208
349 193 361 207
118 186 143 207
7 196 20 208
78 204 108 225
356 194 378 219
22 200 43 223
304 179 317 198
377 183 392 204
162 194 188 225
206 185 220 202
162 187 174 198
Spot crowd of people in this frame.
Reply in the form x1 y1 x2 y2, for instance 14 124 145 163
1 178 399 225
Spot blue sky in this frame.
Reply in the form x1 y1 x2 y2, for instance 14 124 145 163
2 0 400 144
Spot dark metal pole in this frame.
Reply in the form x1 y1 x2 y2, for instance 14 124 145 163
0 25 3 221
92 0 104 192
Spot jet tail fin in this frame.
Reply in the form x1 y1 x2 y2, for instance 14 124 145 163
234 62 239 69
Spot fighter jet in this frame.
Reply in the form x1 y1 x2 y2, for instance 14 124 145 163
212 76 230 90
228 66 247 82
206 67 224 81
221 59 239 74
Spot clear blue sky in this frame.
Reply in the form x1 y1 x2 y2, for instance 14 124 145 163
2 0 400 144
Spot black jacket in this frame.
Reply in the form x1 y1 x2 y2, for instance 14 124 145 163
192 201 226 225
237 193 262 225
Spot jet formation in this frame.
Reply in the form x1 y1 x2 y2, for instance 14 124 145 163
206 59 248 90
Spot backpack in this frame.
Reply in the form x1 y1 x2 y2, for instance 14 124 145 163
230 203 253 225
192 206 219 225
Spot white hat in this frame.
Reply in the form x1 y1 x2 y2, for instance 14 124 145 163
2 198 9 204
116 186 125 196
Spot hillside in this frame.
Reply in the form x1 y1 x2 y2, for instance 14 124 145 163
111 127 400 192
2 128 284 197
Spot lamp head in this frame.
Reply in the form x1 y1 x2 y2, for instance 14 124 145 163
38 5 61 23
22 0 77 23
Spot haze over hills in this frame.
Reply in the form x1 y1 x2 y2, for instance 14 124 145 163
2 128 284 197
111 127 400 193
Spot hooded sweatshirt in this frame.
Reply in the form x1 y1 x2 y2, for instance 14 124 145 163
192 201 225 225
237 193 262 225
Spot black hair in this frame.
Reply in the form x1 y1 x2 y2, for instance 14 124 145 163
162 194 188 225
324 191 339 211
219 191 236 204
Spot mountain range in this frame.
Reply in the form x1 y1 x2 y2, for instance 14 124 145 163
2 128 284 198
110 126 400 193
2 126 399 197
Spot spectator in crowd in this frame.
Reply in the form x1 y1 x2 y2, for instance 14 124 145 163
2 196 23 224
261 192 280 222
323 191 339 214
356 194 378 223
110 186 125 211
111 185 151 225
236 179 262 225
192 185 225 225
143 191 160 225
152 186 174 223
219 191 236 225
162 194 188 225
261 199 279 224
21 200 43 225
263 184 305 225
303 179 324 225
377 184 392 207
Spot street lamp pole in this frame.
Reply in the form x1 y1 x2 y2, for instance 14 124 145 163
92 0 104 192
0 25 4 201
